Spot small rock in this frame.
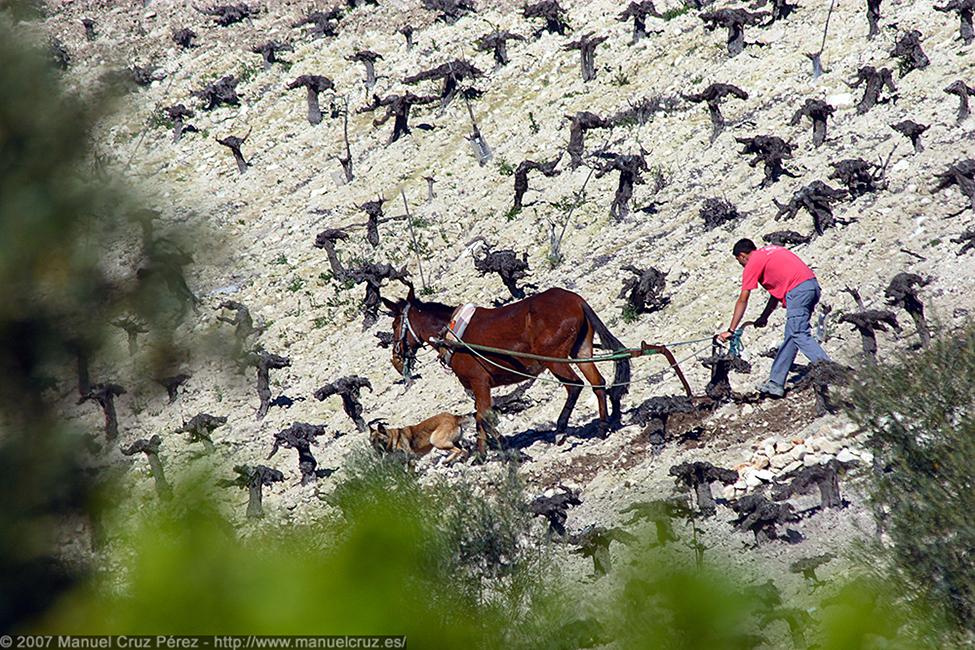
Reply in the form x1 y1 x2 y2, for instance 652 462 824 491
819 439 842 455
836 448 857 463
746 473 763 488
770 454 789 469
755 469 774 482
740 404 754 416
826 425 851 442
780 460 803 475
803 453 821 467
722 484 737 499
752 455 770 469
828 92 854 108
786 444 806 462
775 440 794 454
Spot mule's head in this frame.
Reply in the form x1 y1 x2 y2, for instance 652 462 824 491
383 299 407 375
381 281 421 379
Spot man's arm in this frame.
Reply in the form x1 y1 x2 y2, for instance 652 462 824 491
753 295 779 328
717 289 750 341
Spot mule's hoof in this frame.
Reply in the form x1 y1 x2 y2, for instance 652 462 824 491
555 432 567 446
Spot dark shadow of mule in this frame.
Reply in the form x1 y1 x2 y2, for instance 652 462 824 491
505 420 609 450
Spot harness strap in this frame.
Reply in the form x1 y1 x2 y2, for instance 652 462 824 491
402 302 422 344
441 304 477 366
399 302 421 379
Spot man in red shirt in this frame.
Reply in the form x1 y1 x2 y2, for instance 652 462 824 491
717 238 830 397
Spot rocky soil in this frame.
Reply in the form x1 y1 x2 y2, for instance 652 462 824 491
33 0 975 619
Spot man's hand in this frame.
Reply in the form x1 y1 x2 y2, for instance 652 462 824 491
754 295 779 329
716 330 733 342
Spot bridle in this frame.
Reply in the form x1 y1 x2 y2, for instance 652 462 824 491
394 302 424 379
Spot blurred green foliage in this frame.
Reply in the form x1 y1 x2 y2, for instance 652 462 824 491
850 324 975 637
0 11 184 631
0 13 107 630
25 449 948 648
40 461 558 647
326 449 555 638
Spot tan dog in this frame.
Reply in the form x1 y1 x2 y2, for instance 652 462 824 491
369 412 474 464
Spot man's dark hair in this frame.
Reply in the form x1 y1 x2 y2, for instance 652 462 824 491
733 238 757 256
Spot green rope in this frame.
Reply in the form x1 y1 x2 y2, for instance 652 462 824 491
728 328 745 358
433 335 716 365
445 333 712 389
436 339 643 363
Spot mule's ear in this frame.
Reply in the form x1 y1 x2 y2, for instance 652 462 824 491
396 277 415 303
381 297 399 314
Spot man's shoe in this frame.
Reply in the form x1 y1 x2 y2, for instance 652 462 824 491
758 380 785 398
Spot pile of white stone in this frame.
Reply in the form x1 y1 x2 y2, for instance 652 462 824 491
726 422 873 497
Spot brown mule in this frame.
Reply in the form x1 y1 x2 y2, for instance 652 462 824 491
382 285 631 454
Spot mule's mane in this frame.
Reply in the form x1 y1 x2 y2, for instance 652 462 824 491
411 299 455 320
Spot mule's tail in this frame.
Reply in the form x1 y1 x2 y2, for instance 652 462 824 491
581 302 631 422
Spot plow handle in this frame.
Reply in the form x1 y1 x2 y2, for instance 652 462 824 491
638 342 694 397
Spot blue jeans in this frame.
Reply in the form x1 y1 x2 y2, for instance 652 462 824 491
769 279 830 386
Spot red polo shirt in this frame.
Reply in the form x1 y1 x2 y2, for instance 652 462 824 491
741 246 816 307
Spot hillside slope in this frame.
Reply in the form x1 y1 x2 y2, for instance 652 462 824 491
36 0 975 609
